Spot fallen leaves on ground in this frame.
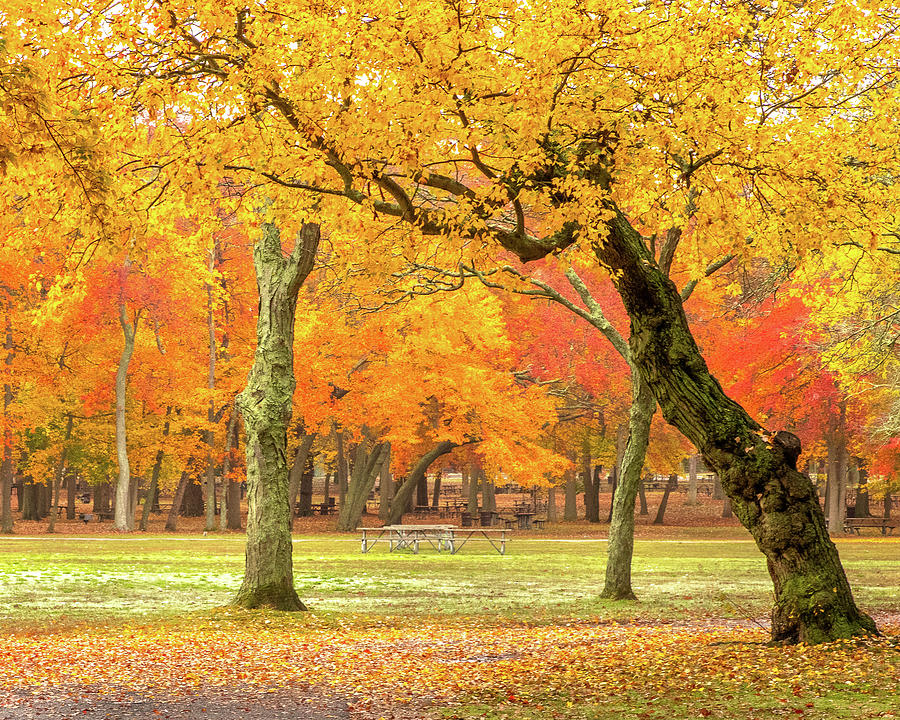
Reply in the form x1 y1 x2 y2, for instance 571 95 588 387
2 613 898 719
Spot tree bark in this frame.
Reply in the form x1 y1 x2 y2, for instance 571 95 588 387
378 446 393 523
467 464 479 514
686 454 699 505
386 441 457 526
431 470 442 509
66 469 76 520
547 485 558 522
336 429 348 512
233 221 319 611
602 373 655 599
113 304 140 532
221 411 242 531
141 413 170 532
853 459 869 518
638 475 649 515
483 476 496 512
204 247 218 532
582 446 599 523
592 209 876 643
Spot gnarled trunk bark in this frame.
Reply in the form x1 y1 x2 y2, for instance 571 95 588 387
593 208 876 643
233 221 319 611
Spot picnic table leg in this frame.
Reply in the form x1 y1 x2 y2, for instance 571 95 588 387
500 531 506 556
361 530 368 553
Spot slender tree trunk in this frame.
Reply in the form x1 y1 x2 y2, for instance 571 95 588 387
113 304 140 532
826 423 848 536
233 221 319 611
563 465 577 521
606 466 617 523
378 446 393 523
884 492 892 520
415 466 428 508
336 441 389 531
483 476 496 512
467 464 479 514
853 459 870 518
653 474 678 525
722 497 733 518
165 470 191 531
221 411 241 531
204 248 218 532
386 441 457 526
1 322 13 533
582 446 599 523
593 211 875 642
66 470 76 520
336 430 348 512
460 468 469 499
141 413 170 532
602 374 654 599
712 473 724 501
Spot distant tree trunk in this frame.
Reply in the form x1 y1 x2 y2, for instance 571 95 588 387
431 470 442 509
336 430 348 511
113 304 141 532
853 459 870 518
48 415 74 534
21 481 38 521
883 492 892 520
141 414 170 532
563 465 577 521
652 474 678 525
606 465 617 523
220 411 241 531
166 471 191 531
460 468 469 499
66 470 76 520
336 441 389 531
378 446 393 523
387 441 457 526
94 481 111 513
638 476 649 515
1 323 13 533
583 447 599 523
547 485 558 522
712 473 724 501
722 497 733 518
686 454 699 505
483 477 496 512
204 247 218 533
826 417 848 536
287 433 316 517
467 465 479 514
181 478 204 516
415 467 428 508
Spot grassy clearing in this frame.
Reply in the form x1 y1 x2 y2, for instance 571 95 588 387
1 533 897 720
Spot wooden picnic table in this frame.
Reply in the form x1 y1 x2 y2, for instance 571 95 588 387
843 517 897 535
358 524 511 555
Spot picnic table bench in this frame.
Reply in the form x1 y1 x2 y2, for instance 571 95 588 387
358 524 511 555
843 517 897 535
79 510 114 523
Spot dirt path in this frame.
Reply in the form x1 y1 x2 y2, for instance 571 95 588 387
0 685 354 720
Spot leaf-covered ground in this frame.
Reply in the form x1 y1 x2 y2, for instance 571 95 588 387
2 612 898 719
1 533 897 719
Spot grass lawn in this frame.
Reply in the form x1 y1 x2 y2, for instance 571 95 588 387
1 531 898 719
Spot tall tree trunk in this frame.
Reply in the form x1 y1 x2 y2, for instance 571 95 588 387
233 221 319 611
94 480 111 513
113 304 140 532
638 476 648 515
605 466 617 523
593 210 875 642
602 374 654 599
181 477 204 516
336 429 348 512
386 441 457 526
826 421 848 536
204 247 218 532
378 446 393 523
653 473 678 525
165 470 190 531
415 466 428 508
1 321 13 533
483 476 496 512
563 464 577 521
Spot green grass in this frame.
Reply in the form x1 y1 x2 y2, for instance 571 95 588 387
1 534 897 628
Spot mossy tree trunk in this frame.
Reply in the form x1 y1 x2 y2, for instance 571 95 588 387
592 208 876 643
233 221 319 611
